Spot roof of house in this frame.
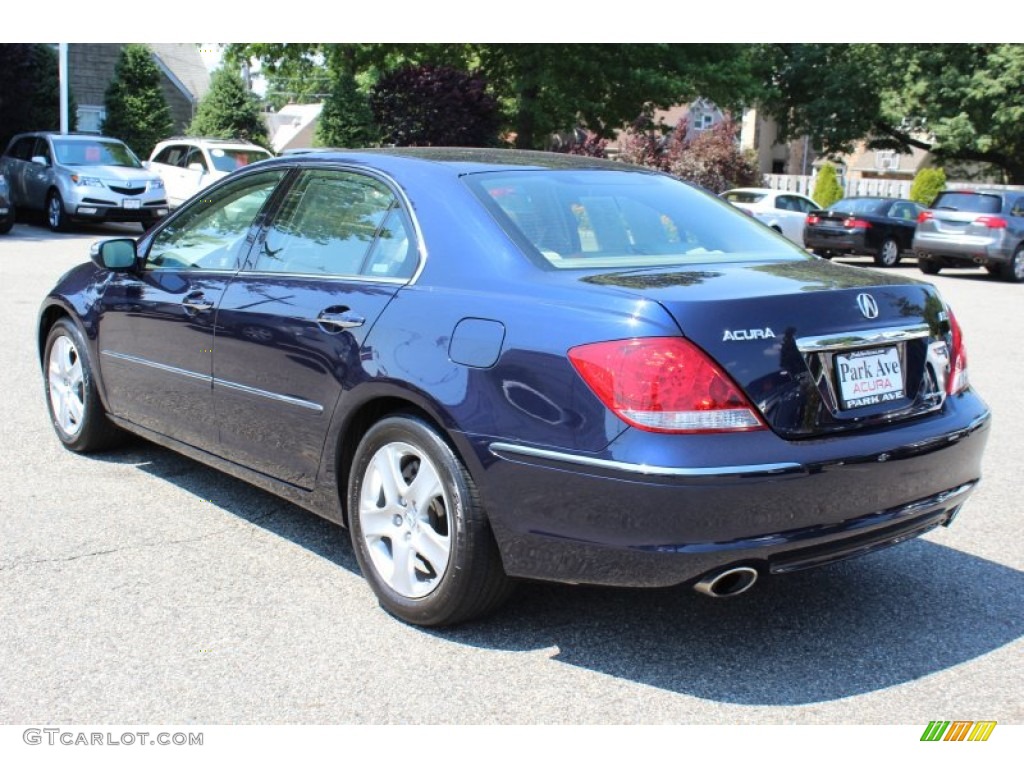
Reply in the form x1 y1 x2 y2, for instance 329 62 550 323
149 44 211 103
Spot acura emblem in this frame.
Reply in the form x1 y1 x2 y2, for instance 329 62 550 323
856 293 879 319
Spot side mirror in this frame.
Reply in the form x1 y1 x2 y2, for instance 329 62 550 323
187 163 205 174
90 238 137 271
31 155 49 167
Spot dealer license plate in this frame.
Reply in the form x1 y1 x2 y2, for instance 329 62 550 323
122 199 141 210
835 346 904 409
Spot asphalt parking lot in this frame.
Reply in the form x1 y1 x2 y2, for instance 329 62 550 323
0 221 1021 725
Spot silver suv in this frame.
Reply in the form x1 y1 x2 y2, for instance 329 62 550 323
0 132 169 231
913 189 1024 282
147 137 273 209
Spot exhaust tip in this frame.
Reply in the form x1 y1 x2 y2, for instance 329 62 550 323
694 566 759 598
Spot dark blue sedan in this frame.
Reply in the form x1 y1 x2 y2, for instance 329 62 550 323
38 149 991 625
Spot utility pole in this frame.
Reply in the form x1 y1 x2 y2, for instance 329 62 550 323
59 43 69 134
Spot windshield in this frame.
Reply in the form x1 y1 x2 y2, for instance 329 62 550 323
209 147 272 173
829 198 885 215
932 192 1002 214
53 139 141 168
722 190 767 204
466 171 805 269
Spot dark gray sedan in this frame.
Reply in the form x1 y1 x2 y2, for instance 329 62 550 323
805 197 924 267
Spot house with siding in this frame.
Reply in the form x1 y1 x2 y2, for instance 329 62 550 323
68 44 210 135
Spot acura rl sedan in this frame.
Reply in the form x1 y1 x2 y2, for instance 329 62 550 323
38 149 991 626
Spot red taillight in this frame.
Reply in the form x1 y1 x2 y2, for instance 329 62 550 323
946 307 969 395
806 214 821 225
975 215 1008 229
843 217 872 229
917 211 934 223
567 338 765 433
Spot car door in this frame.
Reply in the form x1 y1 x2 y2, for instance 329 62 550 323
213 167 418 488
180 147 211 205
886 200 923 249
149 144 190 207
95 168 287 449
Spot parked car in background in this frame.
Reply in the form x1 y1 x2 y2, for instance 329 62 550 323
0 132 168 232
721 188 819 246
38 149 990 626
913 189 1024 281
0 171 13 234
147 137 274 209
804 197 925 267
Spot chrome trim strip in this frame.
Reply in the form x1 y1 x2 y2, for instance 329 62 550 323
239 270 407 285
100 350 323 413
100 350 211 383
489 442 805 478
214 379 324 413
796 323 931 353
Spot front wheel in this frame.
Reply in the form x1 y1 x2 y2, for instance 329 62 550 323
47 190 69 232
874 237 901 267
43 318 125 451
348 415 512 626
999 247 1024 283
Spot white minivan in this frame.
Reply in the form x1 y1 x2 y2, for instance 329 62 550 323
147 137 273 209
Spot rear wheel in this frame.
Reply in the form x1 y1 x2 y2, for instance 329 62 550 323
918 259 942 275
348 415 513 626
0 206 13 234
43 318 125 452
999 247 1024 283
874 237 901 267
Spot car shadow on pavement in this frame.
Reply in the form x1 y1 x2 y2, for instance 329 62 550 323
89 442 1023 707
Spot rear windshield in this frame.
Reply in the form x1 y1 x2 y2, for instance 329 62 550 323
932 192 1002 214
465 171 804 269
829 198 885 215
721 190 767 204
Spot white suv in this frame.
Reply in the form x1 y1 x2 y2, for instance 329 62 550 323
147 137 273 209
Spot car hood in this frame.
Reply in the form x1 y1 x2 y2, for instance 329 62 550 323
59 164 159 184
569 258 949 438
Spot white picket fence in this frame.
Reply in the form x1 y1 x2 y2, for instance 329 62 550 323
762 174 1024 200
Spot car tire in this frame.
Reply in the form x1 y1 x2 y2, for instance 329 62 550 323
43 318 125 452
47 190 69 232
0 206 13 234
812 249 832 260
999 247 1024 283
918 259 942 275
348 415 513 626
874 237 901 267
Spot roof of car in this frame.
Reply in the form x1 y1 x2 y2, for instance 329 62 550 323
262 147 653 176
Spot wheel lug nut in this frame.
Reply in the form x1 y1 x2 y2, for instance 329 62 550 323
392 514 403 526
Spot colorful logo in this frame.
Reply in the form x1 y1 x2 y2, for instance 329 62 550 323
921 721 997 742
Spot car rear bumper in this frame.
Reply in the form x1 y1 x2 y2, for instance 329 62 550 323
913 233 1012 265
470 395 990 588
804 227 869 254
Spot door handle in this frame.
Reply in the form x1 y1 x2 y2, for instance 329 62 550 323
317 307 365 332
182 292 214 313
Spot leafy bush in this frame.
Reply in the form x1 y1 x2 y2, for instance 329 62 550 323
909 167 946 206
813 162 844 208
551 129 608 158
370 65 501 147
617 115 759 194
316 71 376 148
101 45 173 159
188 68 269 147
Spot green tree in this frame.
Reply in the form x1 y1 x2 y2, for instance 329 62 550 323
227 43 761 149
813 163 844 208
316 71 376 148
909 167 946 206
756 43 1024 184
0 44 75 150
188 68 268 147
101 44 172 159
